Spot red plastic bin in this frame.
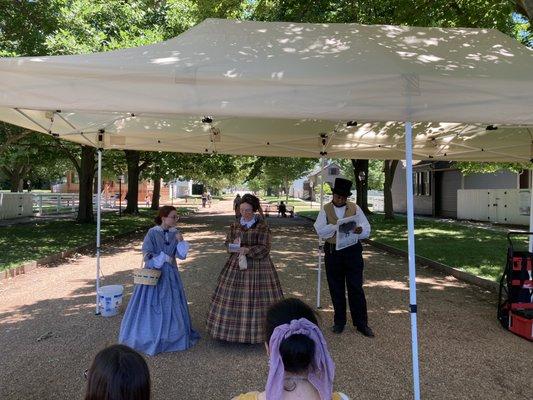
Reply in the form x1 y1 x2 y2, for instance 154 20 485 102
509 310 533 341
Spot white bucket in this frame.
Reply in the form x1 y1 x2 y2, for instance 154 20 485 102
98 285 124 317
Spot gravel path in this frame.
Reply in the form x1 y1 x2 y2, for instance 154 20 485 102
0 200 531 400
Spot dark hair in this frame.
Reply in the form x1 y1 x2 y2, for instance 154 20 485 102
154 205 177 225
84 344 151 400
265 298 320 374
240 193 260 212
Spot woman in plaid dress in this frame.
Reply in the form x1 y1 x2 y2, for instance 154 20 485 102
206 194 283 343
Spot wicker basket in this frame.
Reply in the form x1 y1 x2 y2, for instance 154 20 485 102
133 268 161 286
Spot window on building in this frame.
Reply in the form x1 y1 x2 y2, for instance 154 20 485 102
413 171 431 196
329 167 339 175
519 170 530 189
422 171 431 195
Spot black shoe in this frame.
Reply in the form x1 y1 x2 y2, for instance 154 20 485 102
331 325 345 334
357 325 375 337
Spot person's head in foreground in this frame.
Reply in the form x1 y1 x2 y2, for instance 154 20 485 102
85 344 151 400
262 298 337 400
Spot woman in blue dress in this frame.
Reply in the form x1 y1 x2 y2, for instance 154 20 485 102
119 206 200 356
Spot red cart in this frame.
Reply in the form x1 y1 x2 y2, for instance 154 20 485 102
497 231 533 341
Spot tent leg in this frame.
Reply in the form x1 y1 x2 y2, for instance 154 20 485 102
95 148 102 315
529 171 533 253
405 121 421 400
316 155 326 309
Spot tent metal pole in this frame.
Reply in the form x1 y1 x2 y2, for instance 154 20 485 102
95 148 102 315
405 121 421 400
316 155 326 309
529 171 533 252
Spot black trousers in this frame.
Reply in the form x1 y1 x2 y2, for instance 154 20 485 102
324 241 368 328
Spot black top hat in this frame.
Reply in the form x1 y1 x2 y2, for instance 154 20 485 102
332 178 352 197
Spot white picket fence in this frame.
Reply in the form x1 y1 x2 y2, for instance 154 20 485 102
33 193 79 215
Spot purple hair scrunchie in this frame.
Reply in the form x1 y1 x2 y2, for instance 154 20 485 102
265 318 335 400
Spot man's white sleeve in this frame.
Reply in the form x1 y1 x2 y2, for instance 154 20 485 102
313 208 337 239
355 206 371 240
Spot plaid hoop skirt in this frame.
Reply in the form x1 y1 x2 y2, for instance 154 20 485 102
206 252 283 343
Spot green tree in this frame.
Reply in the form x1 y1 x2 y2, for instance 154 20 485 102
0 0 66 57
0 127 67 192
0 2 69 191
337 158 384 191
383 160 399 220
42 1 170 219
314 182 332 198
454 161 531 175
245 156 316 200
53 139 99 222
173 153 248 192
0 123 33 156
43 0 249 216
123 150 154 215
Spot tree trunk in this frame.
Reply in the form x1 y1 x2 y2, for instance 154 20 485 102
383 160 399 220
2 165 27 192
516 0 533 21
151 167 161 210
76 146 96 223
10 168 23 192
124 150 140 215
351 159 371 214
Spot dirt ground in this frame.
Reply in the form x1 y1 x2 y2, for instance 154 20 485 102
0 200 531 400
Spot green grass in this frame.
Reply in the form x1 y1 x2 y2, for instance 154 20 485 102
297 210 526 282
34 205 76 213
0 208 192 271
261 197 321 215
262 196 303 205
293 203 320 213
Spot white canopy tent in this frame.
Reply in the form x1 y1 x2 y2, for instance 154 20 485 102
0 19 533 161
1 19 533 400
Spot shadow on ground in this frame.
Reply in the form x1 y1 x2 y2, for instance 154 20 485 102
0 210 531 400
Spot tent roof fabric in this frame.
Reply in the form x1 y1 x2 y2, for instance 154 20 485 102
1 19 532 161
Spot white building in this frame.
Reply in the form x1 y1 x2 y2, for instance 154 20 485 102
289 162 343 200
289 178 306 198
170 179 193 197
